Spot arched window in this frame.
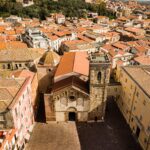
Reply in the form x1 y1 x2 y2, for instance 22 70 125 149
7 64 11 69
97 72 101 81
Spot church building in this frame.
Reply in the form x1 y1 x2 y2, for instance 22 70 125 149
44 51 111 122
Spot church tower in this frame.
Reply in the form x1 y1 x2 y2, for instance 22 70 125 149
88 52 111 121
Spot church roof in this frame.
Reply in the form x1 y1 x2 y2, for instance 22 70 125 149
55 52 89 78
52 76 89 94
39 50 60 67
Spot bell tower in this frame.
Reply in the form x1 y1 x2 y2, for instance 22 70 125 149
88 52 111 121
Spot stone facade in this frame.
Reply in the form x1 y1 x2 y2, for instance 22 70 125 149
52 87 90 122
89 53 111 121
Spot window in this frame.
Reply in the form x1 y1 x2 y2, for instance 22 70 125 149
2 64 5 69
97 72 101 81
65 91 67 96
69 96 75 101
19 64 22 67
15 108 18 117
7 64 11 69
27 87 29 94
125 78 127 83
136 92 139 97
15 64 18 69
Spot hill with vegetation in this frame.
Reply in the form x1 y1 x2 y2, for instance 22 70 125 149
0 0 116 19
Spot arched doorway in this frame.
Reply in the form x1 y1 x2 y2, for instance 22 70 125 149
68 112 76 121
67 107 77 121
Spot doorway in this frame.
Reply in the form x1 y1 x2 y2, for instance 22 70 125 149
136 126 140 138
68 112 76 121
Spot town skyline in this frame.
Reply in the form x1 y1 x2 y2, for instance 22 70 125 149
0 0 150 150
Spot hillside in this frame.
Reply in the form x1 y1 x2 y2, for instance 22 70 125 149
0 0 116 20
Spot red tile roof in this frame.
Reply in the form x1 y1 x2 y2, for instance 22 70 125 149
55 52 89 78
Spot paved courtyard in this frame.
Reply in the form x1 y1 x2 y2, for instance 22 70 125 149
26 122 81 150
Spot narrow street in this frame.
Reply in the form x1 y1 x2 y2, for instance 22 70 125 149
36 93 46 123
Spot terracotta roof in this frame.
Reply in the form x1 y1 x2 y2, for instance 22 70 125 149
102 44 117 57
46 34 59 41
62 40 86 46
0 41 27 50
0 48 41 62
77 34 94 43
55 52 89 78
4 30 16 35
97 16 108 19
52 76 89 94
125 27 144 33
134 55 150 65
134 46 147 53
112 42 130 51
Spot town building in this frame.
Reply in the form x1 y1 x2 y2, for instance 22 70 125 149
59 40 96 54
0 77 34 149
16 0 34 7
23 28 50 49
0 48 41 71
44 52 111 122
115 65 150 150
11 70 39 119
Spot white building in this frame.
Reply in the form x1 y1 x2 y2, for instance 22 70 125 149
23 28 50 49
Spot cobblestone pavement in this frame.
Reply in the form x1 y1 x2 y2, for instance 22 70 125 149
76 99 142 150
26 122 81 150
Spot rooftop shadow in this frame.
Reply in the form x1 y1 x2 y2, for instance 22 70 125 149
76 99 142 150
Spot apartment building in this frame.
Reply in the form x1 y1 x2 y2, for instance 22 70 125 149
115 65 150 150
0 77 34 149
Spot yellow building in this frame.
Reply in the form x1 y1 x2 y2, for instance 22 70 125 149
115 65 150 150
